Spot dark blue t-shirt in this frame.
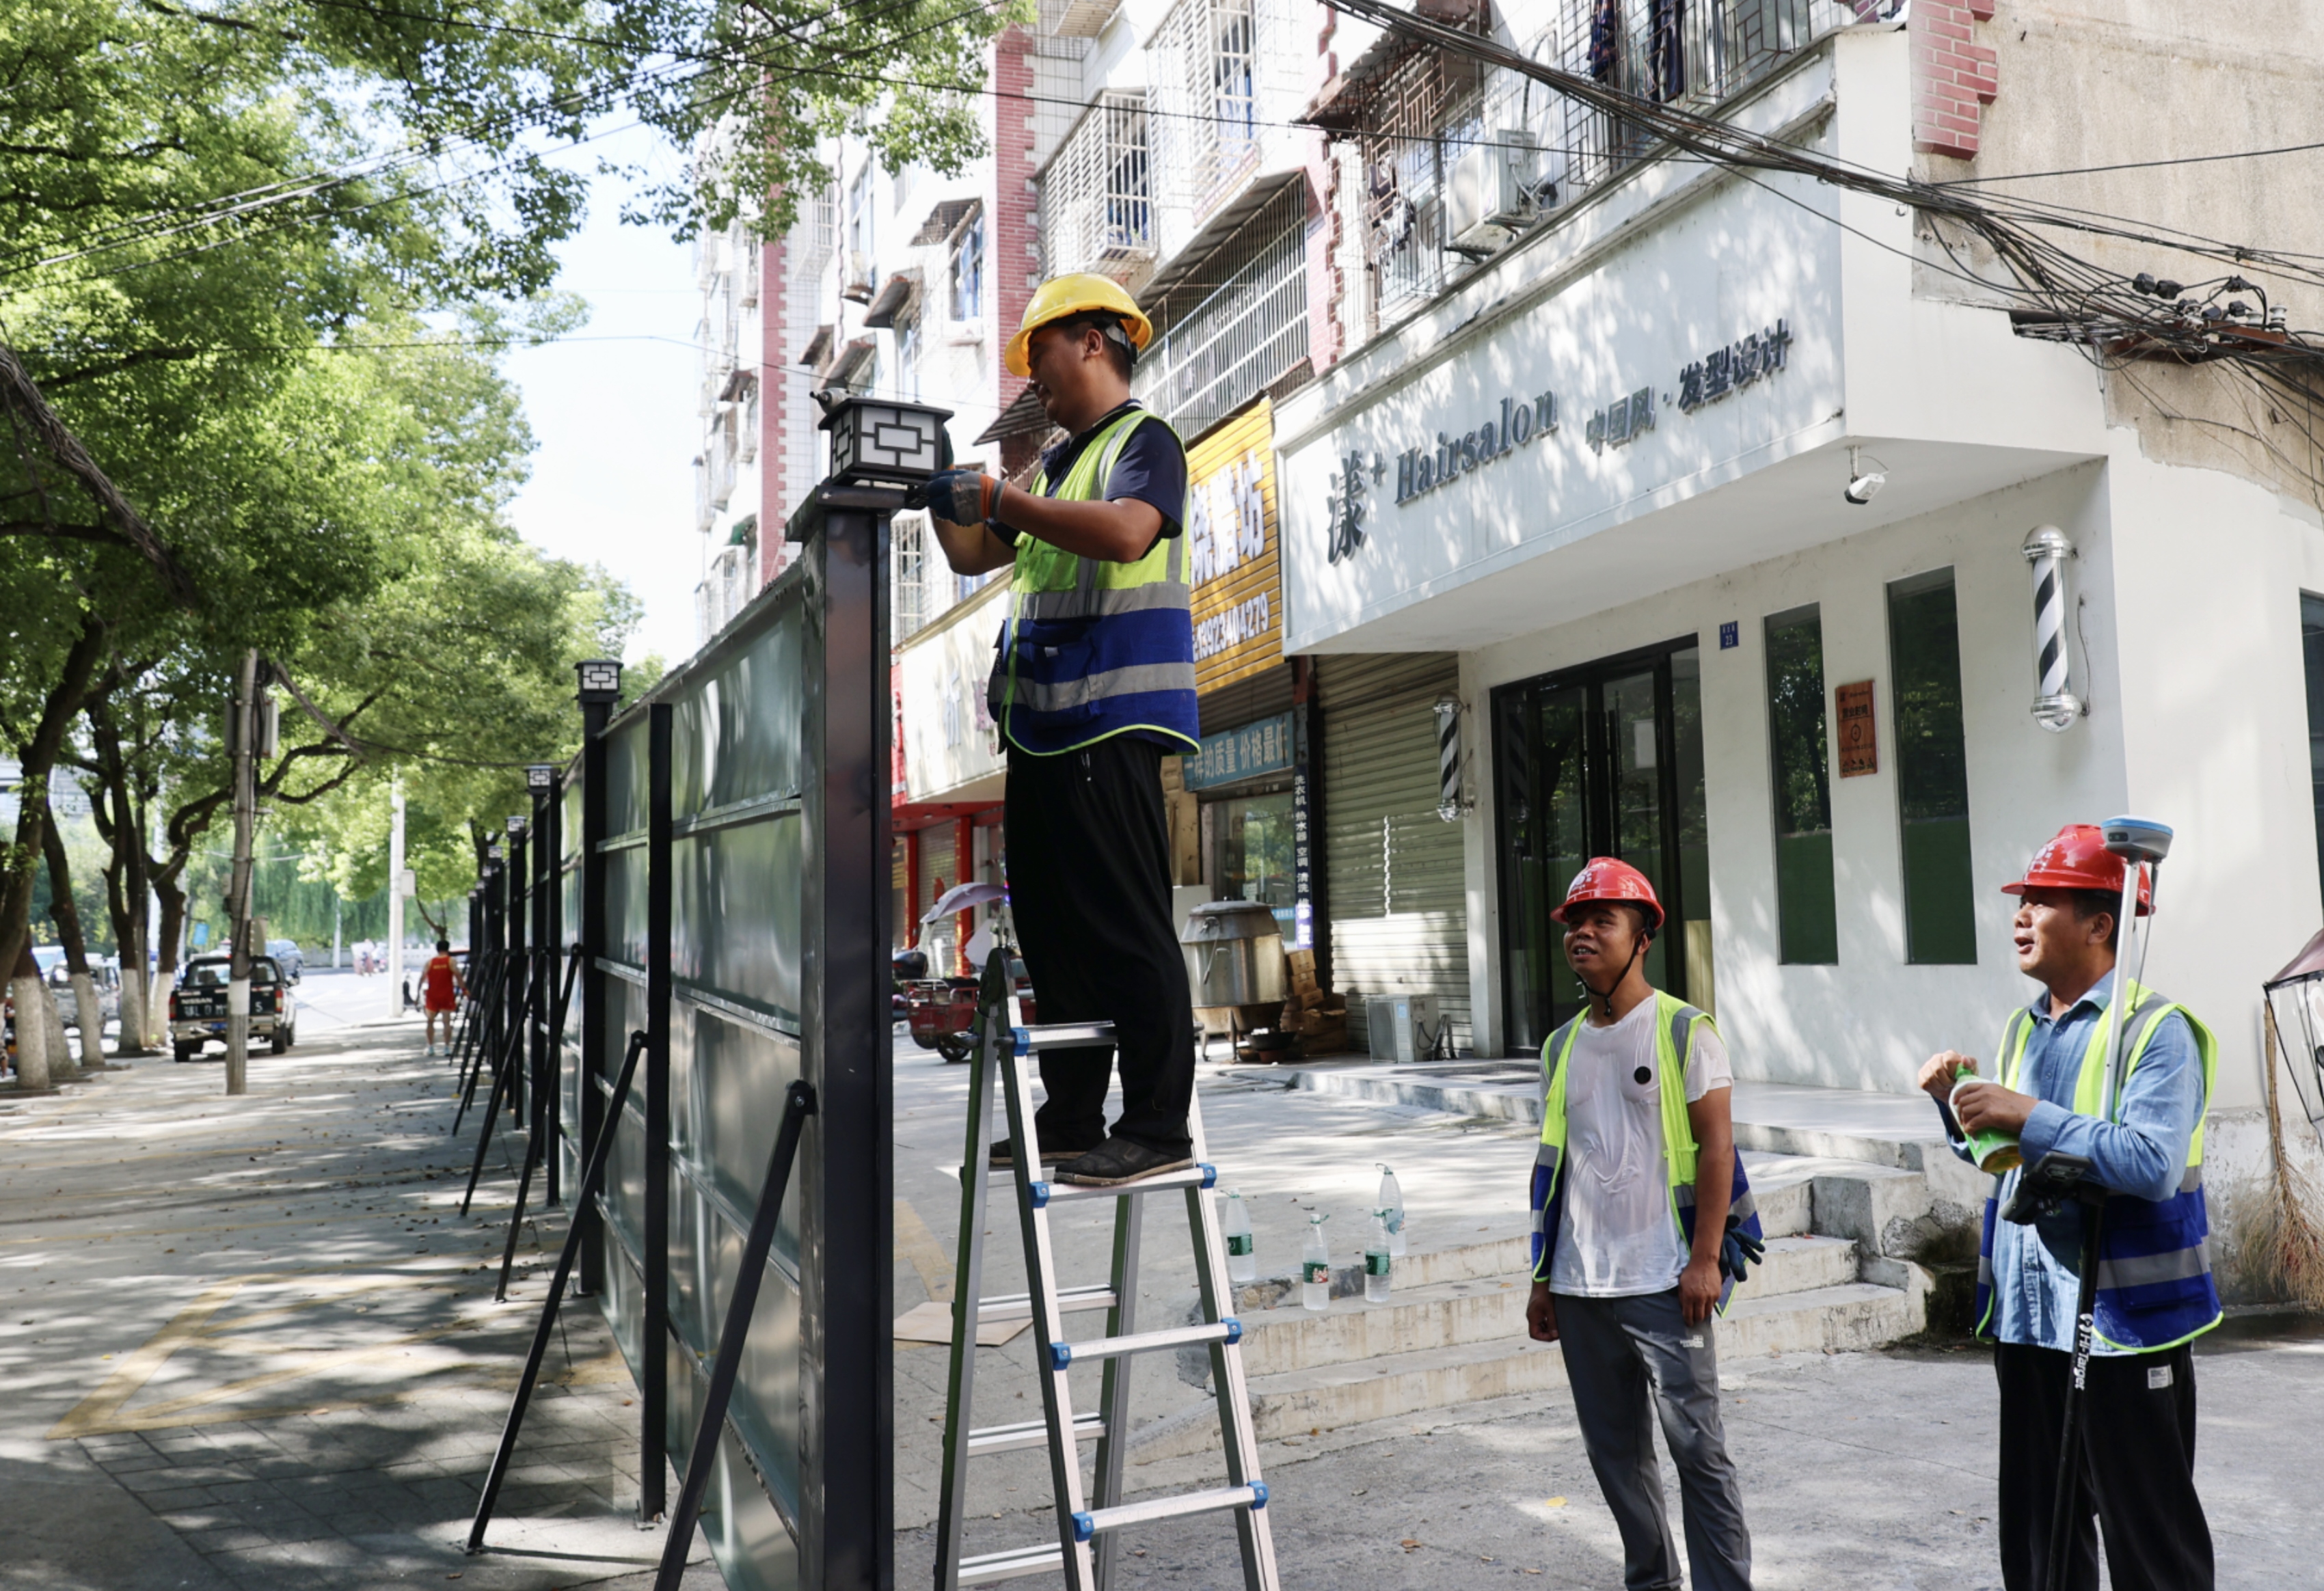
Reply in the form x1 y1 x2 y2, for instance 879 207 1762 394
1023 400 1186 549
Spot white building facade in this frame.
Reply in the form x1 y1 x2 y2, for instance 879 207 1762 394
1274 0 2324 1191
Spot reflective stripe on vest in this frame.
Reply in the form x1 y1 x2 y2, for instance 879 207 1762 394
1528 992 1760 1311
995 407 1199 755
1969 981 2223 1352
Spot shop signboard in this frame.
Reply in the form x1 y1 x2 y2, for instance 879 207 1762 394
1276 157 1843 655
1187 398 1284 695
1183 711 1295 791
898 579 1007 804
1835 679 1877 776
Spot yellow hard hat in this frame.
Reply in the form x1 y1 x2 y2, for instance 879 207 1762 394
1005 273 1153 379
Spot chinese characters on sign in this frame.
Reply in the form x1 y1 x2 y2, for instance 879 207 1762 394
1584 387 1656 454
1835 679 1877 777
1189 452 1267 585
1183 712 1296 791
1678 318 1792 412
1325 451 1375 564
1292 761 1313 950
1187 398 1285 692
1392 392 1559 506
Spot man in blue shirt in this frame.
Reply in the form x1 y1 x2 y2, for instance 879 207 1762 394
1918 823 2218 1591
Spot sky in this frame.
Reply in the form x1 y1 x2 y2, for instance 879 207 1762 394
500 122 705 669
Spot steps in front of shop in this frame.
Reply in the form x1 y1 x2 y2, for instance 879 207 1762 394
1128 1152 1938 1463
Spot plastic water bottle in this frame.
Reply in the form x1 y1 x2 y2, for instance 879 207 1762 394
1301 1211 1331 1312
1224 1190 1257 1284
1376 1163 1406 1258
1364 1210 1394 1303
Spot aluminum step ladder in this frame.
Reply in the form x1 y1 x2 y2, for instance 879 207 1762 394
934 951 1279 1591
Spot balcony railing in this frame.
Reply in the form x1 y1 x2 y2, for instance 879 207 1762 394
1133 180 1308 439
1040 92 1157 284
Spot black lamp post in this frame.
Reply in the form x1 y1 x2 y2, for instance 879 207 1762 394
572 658 620 1295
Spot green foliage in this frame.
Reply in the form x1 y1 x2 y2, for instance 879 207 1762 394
610 0 1023 239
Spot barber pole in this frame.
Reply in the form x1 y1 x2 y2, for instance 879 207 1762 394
2022 525 2083 732
1433 694 1463 821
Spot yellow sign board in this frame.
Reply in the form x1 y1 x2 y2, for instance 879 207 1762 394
1185 397 1283 696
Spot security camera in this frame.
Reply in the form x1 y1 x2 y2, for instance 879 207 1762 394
1842 446 1886 506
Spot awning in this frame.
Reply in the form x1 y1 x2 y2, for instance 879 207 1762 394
911 197 982 249
975 384 1059 446
862 269 924 329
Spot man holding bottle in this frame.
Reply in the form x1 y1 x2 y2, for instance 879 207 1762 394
1918 822 2218 1591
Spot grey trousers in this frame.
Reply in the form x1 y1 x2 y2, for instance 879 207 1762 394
1554 1288 1752 1591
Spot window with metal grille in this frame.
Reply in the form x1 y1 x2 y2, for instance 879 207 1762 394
1131 180 1308 439
1040 92 1154 277
1556 0 1857 194
1351 37 1485 321
950 210 984 322
1148 0 1287 220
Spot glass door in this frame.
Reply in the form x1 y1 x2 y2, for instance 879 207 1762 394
1495 643 1708 1055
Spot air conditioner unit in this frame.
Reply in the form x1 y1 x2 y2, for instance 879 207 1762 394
1446 132 1539 257
1364 992 1442 1063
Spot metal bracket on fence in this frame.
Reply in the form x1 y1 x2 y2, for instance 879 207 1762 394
491 944 586 1302
651 1078 818 1591
459 953 547 1218
466 1029 651 1557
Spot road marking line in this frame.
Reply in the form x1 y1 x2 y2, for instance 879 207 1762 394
894 1197 954 1303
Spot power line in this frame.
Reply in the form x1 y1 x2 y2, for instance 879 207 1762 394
1933 137 2324 187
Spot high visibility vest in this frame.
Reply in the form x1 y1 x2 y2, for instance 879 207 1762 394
989 407 1199 755
1528 992 1761 1312
1971 980 2221 1351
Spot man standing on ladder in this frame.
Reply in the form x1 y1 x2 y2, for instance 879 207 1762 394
1917 823 2219 1591
913 273 1198 1188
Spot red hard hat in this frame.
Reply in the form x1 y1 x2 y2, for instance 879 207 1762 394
1552 857 1665 931
2001 823 2152 916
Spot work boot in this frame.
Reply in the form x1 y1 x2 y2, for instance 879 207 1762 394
989 1136 1096 1169
1054 1137 1195 1187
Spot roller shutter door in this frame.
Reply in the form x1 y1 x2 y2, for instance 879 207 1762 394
1316 654 1469 1054
915 826 958 968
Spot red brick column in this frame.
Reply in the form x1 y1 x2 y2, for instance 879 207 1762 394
1911 0 1999 159
760 232 789 585
992 29 1038 424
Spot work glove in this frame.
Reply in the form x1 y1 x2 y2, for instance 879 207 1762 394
905 467 1001 528
1718 1221 1765 1283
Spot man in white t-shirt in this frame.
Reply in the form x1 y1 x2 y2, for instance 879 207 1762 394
1524 858 1759 1591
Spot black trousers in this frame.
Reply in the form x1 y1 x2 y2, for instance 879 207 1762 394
1994 1341 2212 1591
1005 735 1194 1157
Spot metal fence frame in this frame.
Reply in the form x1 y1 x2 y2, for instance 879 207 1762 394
555 485 895 1590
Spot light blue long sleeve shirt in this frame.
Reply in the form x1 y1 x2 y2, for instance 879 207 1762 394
1943 977 2205 1354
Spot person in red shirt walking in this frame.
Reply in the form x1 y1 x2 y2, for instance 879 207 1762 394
421 940 464 1057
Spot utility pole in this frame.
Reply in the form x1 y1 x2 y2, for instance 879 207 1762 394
224 650 258 1097
388 783 407 1020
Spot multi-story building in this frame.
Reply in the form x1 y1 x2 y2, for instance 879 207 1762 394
690 193 770 644
1267 0 2324 1191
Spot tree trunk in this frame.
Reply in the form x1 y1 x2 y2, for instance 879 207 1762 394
88 701 152 1057
0 617 107 982
42 818 104 1068
40 977 75 1080
154 875 187 1000
10 949 46 1089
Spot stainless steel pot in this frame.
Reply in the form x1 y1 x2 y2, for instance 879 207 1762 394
1179 900 1286 1009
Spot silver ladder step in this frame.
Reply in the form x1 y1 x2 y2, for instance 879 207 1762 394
936 990 1280 1591
1027 1164 1216 1206
958 1484 1271 1586
968 1412 1105 1457
1048 1319 1239 1370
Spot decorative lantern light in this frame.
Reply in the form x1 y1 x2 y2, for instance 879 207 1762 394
526 763 556 791
487 841 503 863
1433 694 1468 822
819 395 954 487
2022 526 2083 732
506 814 528 838
574 658 623 704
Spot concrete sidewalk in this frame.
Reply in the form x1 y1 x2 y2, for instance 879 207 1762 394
0 1026 716 1590
893 1038 2324 1589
